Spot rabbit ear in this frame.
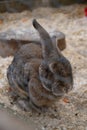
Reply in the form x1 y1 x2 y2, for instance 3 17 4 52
33 19 53 59
56 33 66 51
52 34 66 51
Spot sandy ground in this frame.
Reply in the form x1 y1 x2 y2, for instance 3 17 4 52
0 4 87 130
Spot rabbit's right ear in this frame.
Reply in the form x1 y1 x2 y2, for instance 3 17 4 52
33 19 53 59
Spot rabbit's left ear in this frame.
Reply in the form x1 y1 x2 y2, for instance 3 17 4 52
57 36 66 51
52 33 66 51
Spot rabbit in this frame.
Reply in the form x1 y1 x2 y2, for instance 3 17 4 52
7 19 73 112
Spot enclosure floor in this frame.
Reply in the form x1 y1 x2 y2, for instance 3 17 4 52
0 4 87 130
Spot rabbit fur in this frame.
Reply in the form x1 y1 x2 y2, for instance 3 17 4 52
7 19 73 112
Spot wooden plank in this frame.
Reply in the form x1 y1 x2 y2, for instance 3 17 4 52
0 104 41 130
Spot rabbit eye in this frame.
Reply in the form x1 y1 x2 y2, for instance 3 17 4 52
44 68 49 77
49 62 58 73
59 66 67 77
60 67 64 72
41 68 48 77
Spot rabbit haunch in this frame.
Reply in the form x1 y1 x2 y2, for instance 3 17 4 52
7 19 73 112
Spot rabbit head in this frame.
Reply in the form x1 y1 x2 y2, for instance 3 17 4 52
33 19 73 97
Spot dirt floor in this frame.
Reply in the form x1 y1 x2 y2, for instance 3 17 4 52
0 4 87 130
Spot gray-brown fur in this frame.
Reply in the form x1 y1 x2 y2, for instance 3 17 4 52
7 19 73 112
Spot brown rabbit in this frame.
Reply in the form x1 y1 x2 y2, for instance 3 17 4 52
7 19 73 112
